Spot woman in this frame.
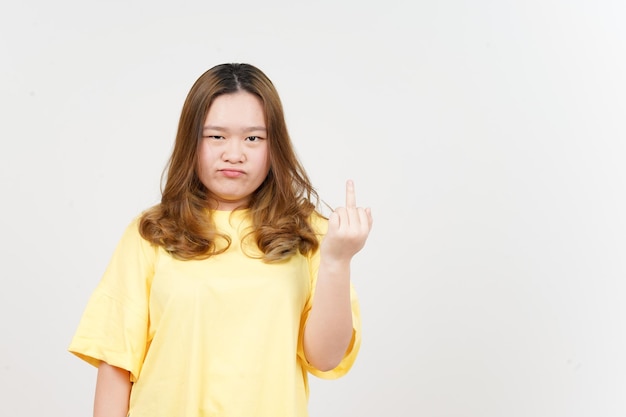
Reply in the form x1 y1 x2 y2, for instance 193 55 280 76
69 62 373 417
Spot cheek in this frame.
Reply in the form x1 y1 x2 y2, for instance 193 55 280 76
197 144 215 169
259 153 271 176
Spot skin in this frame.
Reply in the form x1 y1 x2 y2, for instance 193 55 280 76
92 91 373 414
93 362 130 417
197 91 270 210
303 179 373 370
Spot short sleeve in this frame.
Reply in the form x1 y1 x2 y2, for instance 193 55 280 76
68 217 156 382
297 213 362 380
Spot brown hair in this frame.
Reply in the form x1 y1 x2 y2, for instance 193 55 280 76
139 63 321 262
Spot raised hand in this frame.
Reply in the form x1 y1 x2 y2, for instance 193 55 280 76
305 180 372 370
321 180 373 262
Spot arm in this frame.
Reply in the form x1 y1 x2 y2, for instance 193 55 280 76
303 180 373 371
94 362 131 417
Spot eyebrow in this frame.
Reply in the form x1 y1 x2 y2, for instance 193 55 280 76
203 125 267 133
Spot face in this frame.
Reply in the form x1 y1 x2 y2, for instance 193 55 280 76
197 90 270 210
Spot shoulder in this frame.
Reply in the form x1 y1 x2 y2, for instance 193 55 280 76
308 210 328 235
115 213 158 258
124 214 145 240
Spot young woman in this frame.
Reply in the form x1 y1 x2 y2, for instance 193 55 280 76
69 63 373 417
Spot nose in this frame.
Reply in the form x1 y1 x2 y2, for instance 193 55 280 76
222 139 245 163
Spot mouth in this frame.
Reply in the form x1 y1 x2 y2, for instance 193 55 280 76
219 169 245 178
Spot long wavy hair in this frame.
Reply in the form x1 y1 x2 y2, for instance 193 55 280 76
139 63 321 262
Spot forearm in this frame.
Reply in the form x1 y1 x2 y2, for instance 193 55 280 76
94 362 131 417
303 180 372 372
303 258 354 371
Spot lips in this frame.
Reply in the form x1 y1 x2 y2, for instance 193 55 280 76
219 169 244 178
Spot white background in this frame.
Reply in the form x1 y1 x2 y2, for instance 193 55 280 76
1 0 625 416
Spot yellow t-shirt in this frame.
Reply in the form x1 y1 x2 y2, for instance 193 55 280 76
68 210 361 417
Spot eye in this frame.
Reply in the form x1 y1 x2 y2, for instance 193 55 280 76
203 135 224 140
245 136 263 142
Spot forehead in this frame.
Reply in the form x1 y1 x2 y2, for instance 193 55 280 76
204 91 266 127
